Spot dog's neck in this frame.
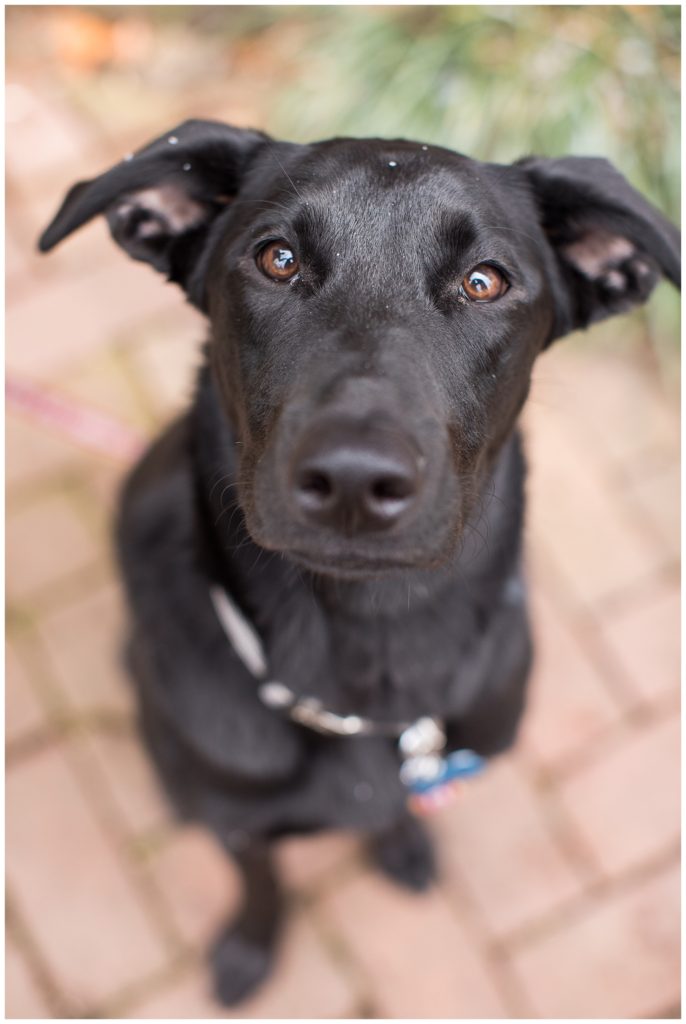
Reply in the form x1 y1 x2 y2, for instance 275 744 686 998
190 363 525 719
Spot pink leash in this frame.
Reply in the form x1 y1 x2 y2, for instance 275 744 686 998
6 375 147 462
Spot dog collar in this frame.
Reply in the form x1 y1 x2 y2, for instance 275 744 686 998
209 583 486 811
209 583 413 736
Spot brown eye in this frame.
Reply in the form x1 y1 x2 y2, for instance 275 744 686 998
257 240 299 281
462 263 508 301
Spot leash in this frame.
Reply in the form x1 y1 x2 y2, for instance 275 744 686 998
6 375 146 461
209 583 486 814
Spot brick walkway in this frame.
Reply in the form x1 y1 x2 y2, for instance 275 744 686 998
6 53 680 1020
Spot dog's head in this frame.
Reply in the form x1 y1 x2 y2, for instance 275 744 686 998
40 119 680 577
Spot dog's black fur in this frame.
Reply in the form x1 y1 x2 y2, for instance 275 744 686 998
40 120 680 1004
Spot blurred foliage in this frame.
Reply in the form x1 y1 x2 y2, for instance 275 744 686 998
67 6 679 214
7 5 680 372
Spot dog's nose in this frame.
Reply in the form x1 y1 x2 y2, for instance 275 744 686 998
291 421 424 534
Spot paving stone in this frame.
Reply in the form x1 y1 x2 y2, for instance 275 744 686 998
55 348 152 432
231 912 358 1018
627 460 680 562
36 580 134 717
123 965 224 1020
433 758 583 939
5 938 52 1019
7 259 179 380
521 591 621 770
6 411 83 489
510 863 680 1018
123 306 206 420
148 827 241 948
6 223 32 287
319 869 506 1018
12 179 130 285
84 459 130 518
275 830 363 892
6 744 167 1010
557 715 679 878
6 493 100 604
599 580 680 708
6 78 95 178
6 641 48 742
128 912 356 1019
527 343 679 473
76 727 170 837
524 407 666 607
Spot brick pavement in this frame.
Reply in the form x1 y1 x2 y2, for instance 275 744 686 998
6 43 680 1020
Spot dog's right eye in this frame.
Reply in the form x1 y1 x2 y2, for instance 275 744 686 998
256 240 300 281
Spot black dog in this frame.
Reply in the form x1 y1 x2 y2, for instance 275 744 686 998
40 120 680 1004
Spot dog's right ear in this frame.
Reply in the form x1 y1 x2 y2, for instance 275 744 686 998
38 119 270 308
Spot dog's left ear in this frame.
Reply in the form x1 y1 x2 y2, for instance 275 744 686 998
518 155 680 339
38 119 270 308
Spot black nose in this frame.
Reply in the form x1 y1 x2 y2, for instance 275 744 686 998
291 420 424 534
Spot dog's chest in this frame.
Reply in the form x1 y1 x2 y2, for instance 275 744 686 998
265 585 484 724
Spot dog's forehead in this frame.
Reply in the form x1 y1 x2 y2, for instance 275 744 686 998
284 137 493 203
249 138 517 237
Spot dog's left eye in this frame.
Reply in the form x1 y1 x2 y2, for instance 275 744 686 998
257 240 300 281
461 263 509 302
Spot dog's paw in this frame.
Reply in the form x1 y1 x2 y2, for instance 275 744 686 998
209 926 274 1006
370 815 437 892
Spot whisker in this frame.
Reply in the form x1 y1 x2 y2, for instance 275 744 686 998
263 141 305 203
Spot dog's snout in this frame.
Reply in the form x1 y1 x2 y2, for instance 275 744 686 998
291 421 424 534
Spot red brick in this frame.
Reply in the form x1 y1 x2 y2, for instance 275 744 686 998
75 727 170 837
6 224 33 288
510 863 680 1018
6 494 100 604
320 870 507 1017
6 80 94 179
6 412 82 489
6 259 178 380
149 827 241 948
7 271 106 377
628 460 680 562
557 715 679 877
524 408 665 607
37 580 134 717
11 180 130 286
599 581 680 708
275 829 363 892
6 641 48 742
433 758 582 939
521 591 620 769
84 460 130 518
6 744 167 1010
54 348 151 432
5 939 52 1018
128 913 356 1019
527 344 679 473
228 912 357 1018
123 965 223 1019
123 306 206 420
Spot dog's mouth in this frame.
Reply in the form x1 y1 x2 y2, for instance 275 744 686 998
282 538 456 580
244 483 463 580
287 550 417 578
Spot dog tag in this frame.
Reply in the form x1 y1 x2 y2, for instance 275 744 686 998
398 717 445 757
401 748 486 816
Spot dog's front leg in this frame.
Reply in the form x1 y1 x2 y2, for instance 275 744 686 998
210 840 284 1005
369 812 436 892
